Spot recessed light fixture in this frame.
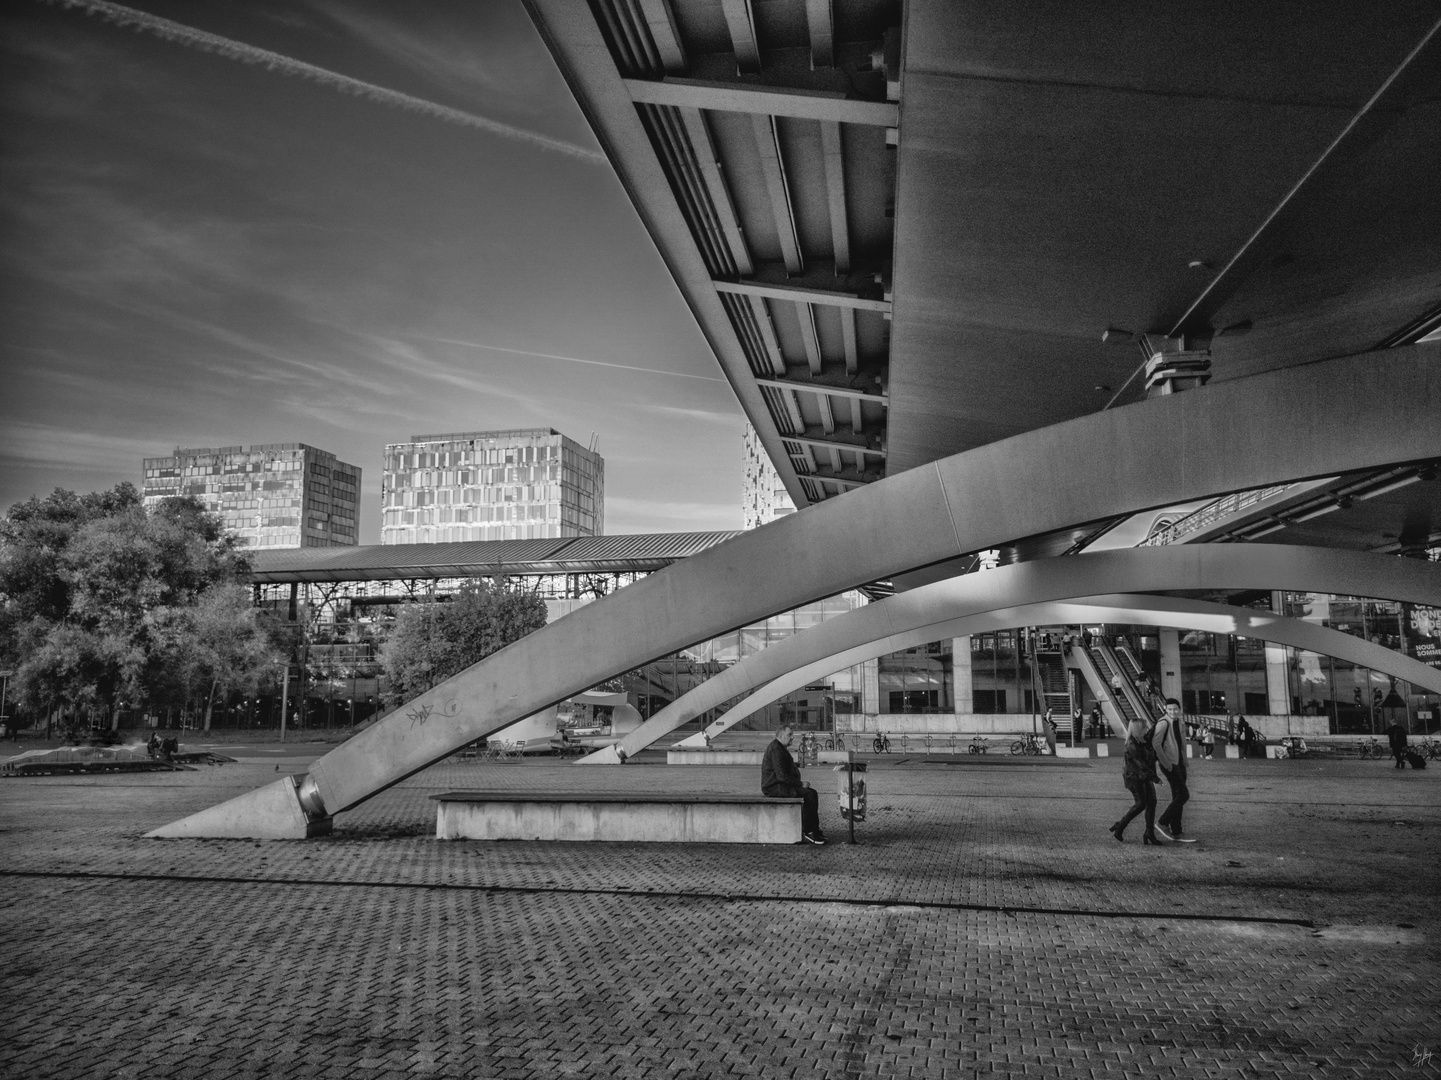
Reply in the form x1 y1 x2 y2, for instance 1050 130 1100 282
1101 327 1133 343
1094 384 1113 393
1188 260 1211 270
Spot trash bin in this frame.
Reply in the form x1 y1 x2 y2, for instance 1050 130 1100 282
836 759 868 822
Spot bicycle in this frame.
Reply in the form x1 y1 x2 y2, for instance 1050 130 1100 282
1277 736 1309 759
1010 733 1045 756
872 733 892 754
968 735 989 755
1356 738 1385 760
1418 736 1441 760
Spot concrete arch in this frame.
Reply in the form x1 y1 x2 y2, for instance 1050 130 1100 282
663 595 1441 749
588 545 1441 761
152 351 1441 836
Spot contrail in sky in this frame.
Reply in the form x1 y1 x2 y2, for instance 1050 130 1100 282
420 335 728 383
39 0 607 164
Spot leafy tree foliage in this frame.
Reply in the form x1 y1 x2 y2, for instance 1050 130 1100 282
0 485 276 730
380 581 548 703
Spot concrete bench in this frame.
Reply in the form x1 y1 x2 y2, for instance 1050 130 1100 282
431 791 804 844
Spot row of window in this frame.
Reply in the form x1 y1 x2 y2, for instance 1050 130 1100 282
385 444 568 470
382 522 571 543
385 485 582 508
382 504 561 526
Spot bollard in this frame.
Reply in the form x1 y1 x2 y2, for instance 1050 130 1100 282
835 756 868 844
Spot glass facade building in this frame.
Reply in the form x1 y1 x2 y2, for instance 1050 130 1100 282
742 423 796 529
381 429 603 544
141 443 360 549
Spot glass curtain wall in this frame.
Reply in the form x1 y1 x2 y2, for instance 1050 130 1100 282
967 630 1033 714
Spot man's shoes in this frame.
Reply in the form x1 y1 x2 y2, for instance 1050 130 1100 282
803 832 828 845
1153 824 1175 841
1171 831 1198 843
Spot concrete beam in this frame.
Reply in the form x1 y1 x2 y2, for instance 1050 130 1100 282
678 107 752 275
751 114 804 274
666 594 1441 750
714 278 892 312
753 375 888 404
157 350 1441 833
719 0 761 73
624 78 899 126
805 0 834 68
636 0 687 73
601 544 1441 757
782 432 885 457
798 304 823 373
820 121 849 272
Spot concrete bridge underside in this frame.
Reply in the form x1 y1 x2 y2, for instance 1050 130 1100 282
149 351 1440 838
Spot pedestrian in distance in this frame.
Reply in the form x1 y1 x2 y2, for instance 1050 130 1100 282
761 724 827 845
1386 718 1408 769
1200 724 1215 760
1152 699 1196 842
1109 716 1161 845
1235 715 1251 759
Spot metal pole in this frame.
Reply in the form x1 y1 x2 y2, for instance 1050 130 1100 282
847 763 855 845
279 665 290 743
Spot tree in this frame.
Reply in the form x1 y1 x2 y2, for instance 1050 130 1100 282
380 581 548 704
0 485 269 731
146 586 279 731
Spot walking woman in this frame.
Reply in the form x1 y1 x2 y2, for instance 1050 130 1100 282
1109 716 1162 845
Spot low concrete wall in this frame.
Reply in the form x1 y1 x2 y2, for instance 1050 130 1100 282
667 750 850 766
434 794 802 844
668 750 763 766
839 714 1057 736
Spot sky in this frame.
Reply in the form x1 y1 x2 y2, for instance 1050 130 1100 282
0 0 748 541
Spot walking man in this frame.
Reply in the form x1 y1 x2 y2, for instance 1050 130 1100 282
762 725 827 844
1152 698 1196 842
1386 718 1409 769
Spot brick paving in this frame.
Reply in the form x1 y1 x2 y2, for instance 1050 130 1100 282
1 752 1437 1078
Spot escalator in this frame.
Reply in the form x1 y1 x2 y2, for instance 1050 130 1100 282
1065 642 1148 737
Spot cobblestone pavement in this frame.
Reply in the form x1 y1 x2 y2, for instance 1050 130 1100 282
2 753 1437 1078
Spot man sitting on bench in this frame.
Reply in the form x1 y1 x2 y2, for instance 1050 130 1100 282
761 725 827 845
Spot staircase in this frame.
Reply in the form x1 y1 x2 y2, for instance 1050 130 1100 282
1034 651 1073 735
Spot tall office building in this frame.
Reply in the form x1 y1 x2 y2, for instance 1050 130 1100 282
142 443 361 548
381 429 604 544
742 423 796 529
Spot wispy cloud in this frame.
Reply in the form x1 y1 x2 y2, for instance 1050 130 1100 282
308 2 559 120
632 403 744 424
605 495 742 533
0 420 168 472
417 334 728 384
352 333 547 412
37 0 606 164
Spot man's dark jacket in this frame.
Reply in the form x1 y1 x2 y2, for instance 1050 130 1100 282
761 739 804 797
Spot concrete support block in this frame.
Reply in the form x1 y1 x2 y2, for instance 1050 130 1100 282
433 794 802 844
1095 743 1109 757
145 775 331 840
1054 746 1090 758
1225 744 1240 759
667 750 764 765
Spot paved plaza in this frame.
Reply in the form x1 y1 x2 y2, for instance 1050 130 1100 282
1 746 1437 1079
